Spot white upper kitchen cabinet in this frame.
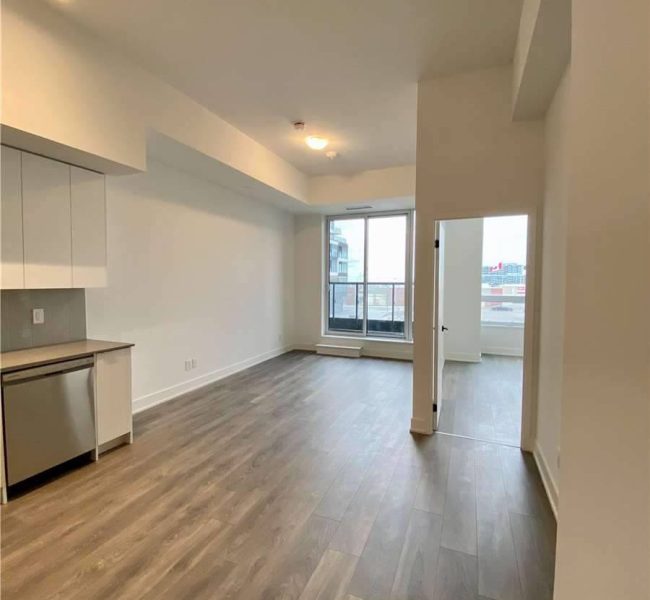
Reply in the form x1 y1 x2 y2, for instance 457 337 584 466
1 146 24 289
71 166 107 287
22 153 72 288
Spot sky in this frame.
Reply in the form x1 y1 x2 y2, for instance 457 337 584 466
331 216 406 282
482 215 528 266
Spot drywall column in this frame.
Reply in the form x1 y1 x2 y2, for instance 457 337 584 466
553 1 649 598
442 218 483 362
412 66 544 437
535 65 570 512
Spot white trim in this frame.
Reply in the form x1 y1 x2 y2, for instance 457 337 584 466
325 210 415 342
322 334 413 345
316 344 362 358
361 346 413 361
410 416 432 435
293 343 316 352
481 347 524 358
133 346 293 414
419 209 540 449
533 441 559 519
291 342 413 362
444 352 482 363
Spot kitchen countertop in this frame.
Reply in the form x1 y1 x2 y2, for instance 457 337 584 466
0 340 134 373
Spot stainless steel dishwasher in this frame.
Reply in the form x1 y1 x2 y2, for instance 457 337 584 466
2 357 96 486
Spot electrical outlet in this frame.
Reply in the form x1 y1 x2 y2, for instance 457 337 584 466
184 359 192 371
191 358 197 369
32 308 45 325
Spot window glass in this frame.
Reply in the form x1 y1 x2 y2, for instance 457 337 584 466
481 216 527 326
367 216 406 282
329 219 364 283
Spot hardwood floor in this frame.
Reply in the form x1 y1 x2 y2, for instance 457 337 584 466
438 356 523 446
1 351 555 599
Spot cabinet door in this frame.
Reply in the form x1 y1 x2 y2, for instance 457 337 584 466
1 146 24 289
71 166 107 287
96 348 132 446
22 153 72 288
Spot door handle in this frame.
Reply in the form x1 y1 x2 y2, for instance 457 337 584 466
441 326 449 332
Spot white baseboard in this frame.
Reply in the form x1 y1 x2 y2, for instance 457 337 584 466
362 346 413 361
444 352 481 363
533 442 559 519
293 343 316 352
410 417 432 435
316 344 362 358
133 345 293 414
481 347 524 358
298 341 413 361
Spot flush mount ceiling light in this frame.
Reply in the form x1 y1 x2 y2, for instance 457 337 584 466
305 135 329 150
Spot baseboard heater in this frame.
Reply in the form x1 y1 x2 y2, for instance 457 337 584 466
315 344 362 358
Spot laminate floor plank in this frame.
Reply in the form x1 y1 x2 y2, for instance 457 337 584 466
475 443 523 600
440 438 478 556
299 550 359 600
328 448 401 557
390 509 443 600
0 352 555 600
438 356 522 446
413 434 453 515
346 462 421 599
432 548 479 600
510 513 555 600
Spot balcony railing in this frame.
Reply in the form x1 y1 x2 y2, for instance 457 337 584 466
328 282 405 336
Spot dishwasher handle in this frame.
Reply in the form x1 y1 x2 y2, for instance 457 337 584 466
2 357 94 385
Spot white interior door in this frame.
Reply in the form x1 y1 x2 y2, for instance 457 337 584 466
432 222 446 429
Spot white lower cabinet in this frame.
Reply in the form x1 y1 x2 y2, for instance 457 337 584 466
95 348 133 448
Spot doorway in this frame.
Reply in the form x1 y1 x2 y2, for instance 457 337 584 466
432 215 528 446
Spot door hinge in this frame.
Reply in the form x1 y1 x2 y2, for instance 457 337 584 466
434 239 439 249
433 403 438 412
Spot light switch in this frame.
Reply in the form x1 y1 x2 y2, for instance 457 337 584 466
32 308 45 325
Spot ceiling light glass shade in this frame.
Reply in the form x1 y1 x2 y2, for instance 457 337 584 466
305 136 329 150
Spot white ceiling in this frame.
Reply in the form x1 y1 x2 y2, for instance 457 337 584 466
46 0 522 176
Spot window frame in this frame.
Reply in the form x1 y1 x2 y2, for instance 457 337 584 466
324 210 414 341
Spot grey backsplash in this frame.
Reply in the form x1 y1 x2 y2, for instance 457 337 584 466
1 289 86 352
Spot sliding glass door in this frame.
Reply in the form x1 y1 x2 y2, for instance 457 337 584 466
326 211 413 339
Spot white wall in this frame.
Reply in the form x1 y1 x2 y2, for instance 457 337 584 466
309 165 415 207
294 214 323 350
534 65 570 513
480 325 524 357
512 0 571 120
85 160 295 411
554 1 649 598
442 218 482 362
413 65 544 437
